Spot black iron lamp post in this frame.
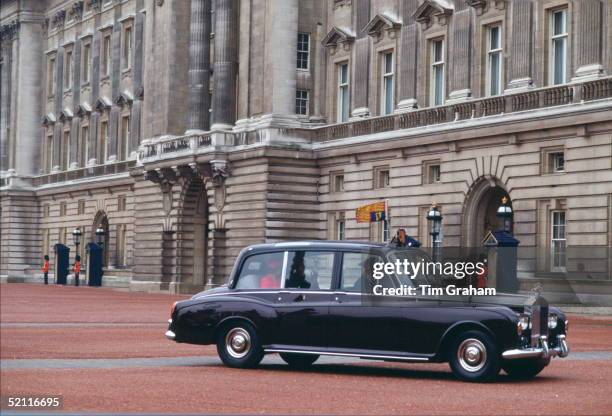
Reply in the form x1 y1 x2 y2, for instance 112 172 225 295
72 227 82 252
95 225 105 248
426 203 443 260
496 196 513 233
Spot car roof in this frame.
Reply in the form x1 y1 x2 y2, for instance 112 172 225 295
244 240 390 252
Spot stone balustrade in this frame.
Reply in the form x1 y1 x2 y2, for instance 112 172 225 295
31 160 137 186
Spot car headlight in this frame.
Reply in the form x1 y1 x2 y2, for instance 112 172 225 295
564 319 569 334
548 314 558 329
517 314 530 335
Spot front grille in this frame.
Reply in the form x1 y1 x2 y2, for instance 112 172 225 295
525 296 549 347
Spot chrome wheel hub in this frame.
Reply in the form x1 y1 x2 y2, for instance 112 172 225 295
225 328 251 359
457 338 487 372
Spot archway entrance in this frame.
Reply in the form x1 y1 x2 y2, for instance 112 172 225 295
92 211 110 267
462 177 511 248
176 178 209 293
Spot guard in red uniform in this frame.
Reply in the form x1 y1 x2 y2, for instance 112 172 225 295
42 255 50 285
73 255 81 287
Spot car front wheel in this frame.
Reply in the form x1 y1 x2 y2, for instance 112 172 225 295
448 330 500 382
216 322 263 368
279 353 319 368
503 357 550 379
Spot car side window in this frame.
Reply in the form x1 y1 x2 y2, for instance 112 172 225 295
235 252 284 289
284 251 333 290
340 252 386 293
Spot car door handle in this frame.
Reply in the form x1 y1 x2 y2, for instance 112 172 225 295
294 294 306 302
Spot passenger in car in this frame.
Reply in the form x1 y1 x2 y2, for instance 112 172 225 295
260 258 282 288
286 252 312 289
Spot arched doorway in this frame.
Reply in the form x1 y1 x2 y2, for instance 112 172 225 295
92 211 110 267
176 178 209 293
462 177 512 248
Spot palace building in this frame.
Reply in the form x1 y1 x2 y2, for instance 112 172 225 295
1 0 611 301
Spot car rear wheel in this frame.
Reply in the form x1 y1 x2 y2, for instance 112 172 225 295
503 357 550 379
279 353 319 368
216 322 263 368
448 330 500 382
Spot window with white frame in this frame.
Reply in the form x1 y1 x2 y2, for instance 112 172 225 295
64 49 73 90
487 25 502 96
123 26 132 70
61 130 70 170
337 63 349 122
297 32 310 70
550 8 568 85
551 210 566 271
82 42 91 83
381 52 394 115
47 55 56 96
430 39 445 106
335 213 346 240
80 125 89 167
102 33 111 77
100 120 109 162
381 220 390 243
550 151 565 172
120 115 130 160
296 89 309 115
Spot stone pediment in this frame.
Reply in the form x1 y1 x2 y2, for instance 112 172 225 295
114 90 134 106
413 0 453 27
59 108 74 122
41 112 56 126
94 96 112 111
75 102 92 117
321 26 355 48
362 13 401 37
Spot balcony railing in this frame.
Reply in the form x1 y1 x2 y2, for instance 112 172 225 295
309 77 612 142
136 77 612 164
32 160 137 186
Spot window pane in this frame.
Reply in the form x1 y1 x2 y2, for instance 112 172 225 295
384 76 393 114
235 252 284 289
434 66 443 105
553 10 566 36
384 53 393 73
433 40 442 62
340 253 385 292
340 63 348 83
489 26 500 50
285 251 334 290
341 86 349 121
553 38 566 84
490 52 500 96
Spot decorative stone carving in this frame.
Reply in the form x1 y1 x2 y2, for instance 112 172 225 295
41 112 57 127
88 0 102 12
413 0 453 28
210 160 229 188
0 21 20 41
113 90 134 107
67 1 84 22
94 96 112 112
52 10 66 29
466 0 506 15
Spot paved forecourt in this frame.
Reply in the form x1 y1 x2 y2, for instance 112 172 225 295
1 283 612 415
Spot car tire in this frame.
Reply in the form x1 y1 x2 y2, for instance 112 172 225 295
279 353 319 368
448 330 500 382
216 321 264 369
502 357 550 379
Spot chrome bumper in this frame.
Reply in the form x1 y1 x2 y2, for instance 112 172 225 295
165 329 176 340
502 334 569 360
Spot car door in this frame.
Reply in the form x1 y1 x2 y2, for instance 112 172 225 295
328 251 427 355
274 250 336 349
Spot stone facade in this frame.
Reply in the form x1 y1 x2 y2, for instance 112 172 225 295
1 0 611 301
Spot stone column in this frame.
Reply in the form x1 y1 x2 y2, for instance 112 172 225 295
187 0 212 132
396 0 419 112
506 0 533 91
573 0 604 80
131 9 144 154
350 0 370 118
448 8 472 102
211 0 239 130
0 40 12 173
52 48 64 172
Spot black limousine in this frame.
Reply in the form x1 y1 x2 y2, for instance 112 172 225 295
166 241 569 382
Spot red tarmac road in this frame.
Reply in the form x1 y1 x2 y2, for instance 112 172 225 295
1 283 612 415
